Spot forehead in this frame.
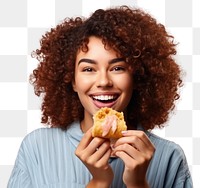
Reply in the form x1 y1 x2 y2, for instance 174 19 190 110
76 36 119 59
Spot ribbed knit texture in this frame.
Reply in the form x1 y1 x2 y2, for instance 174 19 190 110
8 122 193 188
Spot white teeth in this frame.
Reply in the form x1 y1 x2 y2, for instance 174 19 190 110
93 95 115 101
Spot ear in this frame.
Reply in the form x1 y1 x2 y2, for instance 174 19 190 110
72 80 77 92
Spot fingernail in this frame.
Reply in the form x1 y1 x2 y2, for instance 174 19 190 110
110 144 114 150
121 130 128 135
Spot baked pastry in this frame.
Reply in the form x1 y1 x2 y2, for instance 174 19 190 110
92 107 127 139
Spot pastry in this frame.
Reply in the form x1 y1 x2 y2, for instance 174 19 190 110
92 107 127 139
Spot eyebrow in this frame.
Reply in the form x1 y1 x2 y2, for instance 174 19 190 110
78 57 125 65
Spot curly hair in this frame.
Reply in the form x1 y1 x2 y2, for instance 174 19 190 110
30 6 182 131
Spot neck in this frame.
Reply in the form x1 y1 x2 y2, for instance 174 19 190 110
80 110 94 133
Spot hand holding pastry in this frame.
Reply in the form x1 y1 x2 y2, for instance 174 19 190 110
112 130 155 188
75 128 113 187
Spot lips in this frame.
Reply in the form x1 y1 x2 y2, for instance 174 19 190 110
90 94 119 108
92 95 118 101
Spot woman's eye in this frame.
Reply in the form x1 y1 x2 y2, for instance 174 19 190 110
112 66 125 72
82 67 94 72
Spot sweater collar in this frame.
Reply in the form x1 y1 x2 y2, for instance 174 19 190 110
66 121 84 148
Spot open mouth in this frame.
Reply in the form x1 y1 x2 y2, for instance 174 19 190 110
91 95 119 103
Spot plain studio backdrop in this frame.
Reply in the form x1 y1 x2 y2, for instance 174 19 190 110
0 0 200 187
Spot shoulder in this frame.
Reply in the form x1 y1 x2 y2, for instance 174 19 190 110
25 127 65 139
17 128 68 164
148 133 190 176
20 128 66 151
147 131 192 185
147 131 190 172
147 131 184 155
20 122 81 150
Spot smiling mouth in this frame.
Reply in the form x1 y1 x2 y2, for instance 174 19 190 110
91 95 119 103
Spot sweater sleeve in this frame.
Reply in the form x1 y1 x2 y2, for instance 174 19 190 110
7 147 33 188
147 132 193 188
171 145 193 188
7 164 32 188
169 144 193 188
7 127 89 188
163 142 193 188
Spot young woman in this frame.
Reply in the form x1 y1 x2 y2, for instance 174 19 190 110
8 6 193 188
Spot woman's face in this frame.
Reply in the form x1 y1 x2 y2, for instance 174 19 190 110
73 37 134 121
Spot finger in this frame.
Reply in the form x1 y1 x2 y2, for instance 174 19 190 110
113 143 142 161
93 146 112 169
114 136 146 153
114 136 155 159
77 137 110 160
88 140 111 161
115 151 138 169
84 141 111 168
87 137 110 154
76 127 93 151
115 131 155 152
121 130 154 149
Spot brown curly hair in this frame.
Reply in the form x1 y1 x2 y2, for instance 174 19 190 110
30 6 182 131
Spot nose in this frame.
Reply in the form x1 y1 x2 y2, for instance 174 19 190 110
96 71 113 88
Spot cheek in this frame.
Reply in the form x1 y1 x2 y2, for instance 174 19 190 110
115 75 133 92
73 75 93 93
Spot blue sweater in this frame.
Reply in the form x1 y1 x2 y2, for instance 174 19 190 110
8 122 193 188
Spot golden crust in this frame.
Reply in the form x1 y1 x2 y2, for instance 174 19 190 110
92 107 127 139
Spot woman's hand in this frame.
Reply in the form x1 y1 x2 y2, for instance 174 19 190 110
112 130 155 188
75 128 113 188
